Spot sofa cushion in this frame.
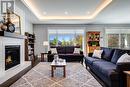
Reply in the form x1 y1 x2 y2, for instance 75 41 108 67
101 47 115 61
57 47 66 54
58 54 66 58
85 57 100 65
65 46 75 54
92 60 116 78
111 49 128 64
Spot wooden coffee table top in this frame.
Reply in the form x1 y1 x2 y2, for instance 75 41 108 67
51 59 66 66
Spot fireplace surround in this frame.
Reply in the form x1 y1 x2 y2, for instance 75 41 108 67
0 36 25 75
0 32 31 85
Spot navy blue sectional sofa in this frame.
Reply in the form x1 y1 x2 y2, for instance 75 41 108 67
48 46 84 62
85 47 130 87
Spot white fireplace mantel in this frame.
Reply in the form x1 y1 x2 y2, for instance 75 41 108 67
0 35 31 84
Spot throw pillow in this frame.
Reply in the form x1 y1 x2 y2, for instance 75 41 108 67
100 47 115 61
92 49 103 58
73 48 80 54
117 53 130 64
50 48 57 54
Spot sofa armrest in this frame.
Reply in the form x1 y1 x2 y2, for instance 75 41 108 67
48 51 51 54
80 51 83 55
88 53 93 57
47 54 55 62
109 70 120 87
109 70 119 79
116 62 130 72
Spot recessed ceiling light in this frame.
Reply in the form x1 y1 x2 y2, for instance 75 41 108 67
87 11 90 14
43 12 47 15
64 11 68 15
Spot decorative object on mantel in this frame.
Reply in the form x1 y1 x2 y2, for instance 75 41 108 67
1 9 21 34
0 21 7 31
0 21 3 31
2 9 15 33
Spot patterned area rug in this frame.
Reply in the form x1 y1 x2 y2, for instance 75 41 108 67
10 62 102 87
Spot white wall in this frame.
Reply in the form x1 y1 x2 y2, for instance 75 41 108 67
0 15 2 21
33 24 130 56
15 0 34 34
0 0 33 34
0 1 2 21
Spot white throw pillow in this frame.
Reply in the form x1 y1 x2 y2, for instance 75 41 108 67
117 53 130 64
73 48 80 54
50 48 57 54
92 50 103 58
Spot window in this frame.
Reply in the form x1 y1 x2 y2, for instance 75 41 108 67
108 34 119 48
106 29 130 48
48 29 84 47
120 34 130 48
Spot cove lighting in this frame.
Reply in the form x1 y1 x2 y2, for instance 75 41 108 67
22 0 112 20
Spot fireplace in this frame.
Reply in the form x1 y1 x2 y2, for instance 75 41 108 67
5 45 20 70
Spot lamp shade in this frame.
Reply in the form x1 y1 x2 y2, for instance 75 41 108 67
43 41 49 46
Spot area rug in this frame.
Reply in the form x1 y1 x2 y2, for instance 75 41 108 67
10 62 102 87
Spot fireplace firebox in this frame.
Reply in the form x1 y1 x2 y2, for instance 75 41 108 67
5 45 20 70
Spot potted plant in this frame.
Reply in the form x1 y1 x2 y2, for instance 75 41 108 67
91 41 97 46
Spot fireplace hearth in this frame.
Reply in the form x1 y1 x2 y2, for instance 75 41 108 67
5 45 20 70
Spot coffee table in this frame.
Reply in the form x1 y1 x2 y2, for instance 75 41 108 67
51 59 66 77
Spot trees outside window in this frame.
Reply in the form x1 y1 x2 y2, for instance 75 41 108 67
49 30 83 48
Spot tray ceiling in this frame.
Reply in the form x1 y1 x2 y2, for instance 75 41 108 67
22 0 112 20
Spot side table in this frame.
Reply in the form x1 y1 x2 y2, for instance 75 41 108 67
124 71 130 87
41 53 48 62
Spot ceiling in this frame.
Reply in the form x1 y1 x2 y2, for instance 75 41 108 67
21 0 130 24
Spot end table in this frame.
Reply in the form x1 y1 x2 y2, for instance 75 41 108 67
124 71 130 87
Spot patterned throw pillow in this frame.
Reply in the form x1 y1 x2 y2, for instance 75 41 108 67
92 49 103 58
50 48 57 54
73 48 80 54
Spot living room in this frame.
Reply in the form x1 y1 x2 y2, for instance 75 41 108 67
0 0 130 87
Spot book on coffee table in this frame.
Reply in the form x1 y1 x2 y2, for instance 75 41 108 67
51 59 66 66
